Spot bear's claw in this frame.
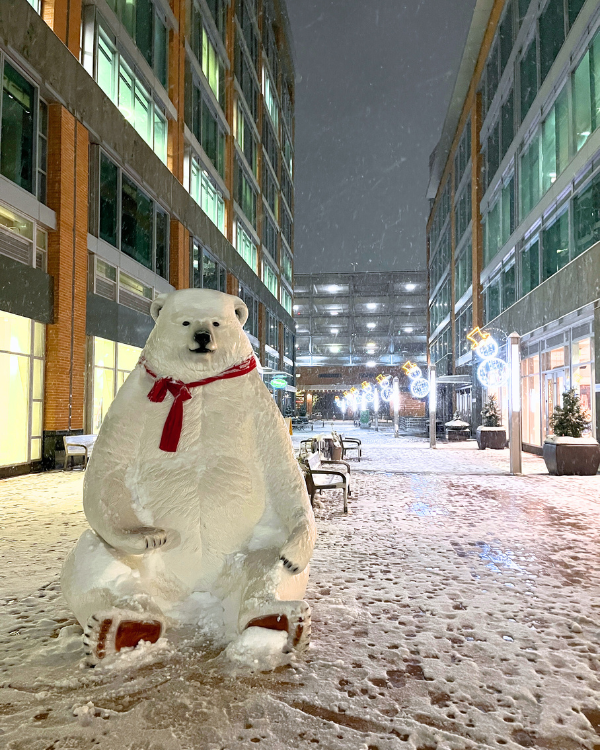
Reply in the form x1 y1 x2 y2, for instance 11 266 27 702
280 556 300 574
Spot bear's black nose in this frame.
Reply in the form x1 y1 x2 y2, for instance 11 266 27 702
192 330 213 353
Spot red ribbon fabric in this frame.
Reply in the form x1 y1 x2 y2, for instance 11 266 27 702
143 355 257 452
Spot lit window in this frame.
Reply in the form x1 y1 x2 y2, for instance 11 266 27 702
236 223 258 273
281 287 292 314
190 158 226 235
263 69 279 129
263 261 278 298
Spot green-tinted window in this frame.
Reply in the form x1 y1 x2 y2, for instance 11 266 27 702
502 263 516 310
117 0 135 38
486 120 500 188
573 173 600 258
282 250 292 284
192 242 202 288
193 90 225 177
98 31 117 102
236 160 256 227
541 107 556 193
542 211 569 280
573 51 592 152
486 279 501 322
281 287 292 315
520 39 538 122
154 16 168 87
521 239 539 295
520 134 540 219
207 0 226 41
263 212 278 260
1 62 34 193
454 240 472 301
499 2 514 75
591 33 600 132
100 154 119 246
539 0 565 83
155 209 169 279
203 252 218 289
121 175 153 268
136 0 153 67
555 87 569 175
501 88 514 159
568 0 585 27
236 224 257 273
501 177 515 244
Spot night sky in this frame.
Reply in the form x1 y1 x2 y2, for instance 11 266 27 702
286 0 477 274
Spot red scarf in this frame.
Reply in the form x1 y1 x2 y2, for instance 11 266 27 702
142 355 257 452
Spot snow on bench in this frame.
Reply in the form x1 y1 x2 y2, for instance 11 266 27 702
304 451 352 514
63 435 97 471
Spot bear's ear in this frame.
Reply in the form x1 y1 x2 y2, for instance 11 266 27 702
150 293 168 322
233 299 248 326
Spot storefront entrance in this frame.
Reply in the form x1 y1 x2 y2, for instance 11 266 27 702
542 368 567 437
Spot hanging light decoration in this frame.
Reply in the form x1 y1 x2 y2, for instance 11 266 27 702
402 361 430 399
467 327 509 387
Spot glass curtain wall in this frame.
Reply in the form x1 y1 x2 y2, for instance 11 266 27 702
91 336 142 433
0 311 45 467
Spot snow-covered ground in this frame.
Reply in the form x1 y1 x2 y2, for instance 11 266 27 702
2 426 600 749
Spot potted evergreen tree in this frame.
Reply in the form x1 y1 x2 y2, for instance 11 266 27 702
543 389 600 475
476 395 507 450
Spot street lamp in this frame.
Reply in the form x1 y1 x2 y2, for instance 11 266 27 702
429 364 437 449
392 376 400 438
508 331 522 475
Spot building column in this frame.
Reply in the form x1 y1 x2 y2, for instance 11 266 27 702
43 104 89 467
169 220 190 290
470 96 484 432
167 0 186 182
226 272 238 296
42 0 82 57
258 301 266 365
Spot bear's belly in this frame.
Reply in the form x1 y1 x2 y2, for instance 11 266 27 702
128 453 267 555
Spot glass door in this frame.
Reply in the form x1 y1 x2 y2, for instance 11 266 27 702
543 369 566 437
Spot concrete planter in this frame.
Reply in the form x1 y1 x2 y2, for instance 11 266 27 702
543 436 600 476
476 426 506 450
447 428 470 442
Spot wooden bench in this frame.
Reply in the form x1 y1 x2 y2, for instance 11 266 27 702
63 435 97 470
303 451 352 514
332 431 362 461
292 416 312 431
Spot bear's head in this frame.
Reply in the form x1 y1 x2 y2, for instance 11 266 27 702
143 289 254 381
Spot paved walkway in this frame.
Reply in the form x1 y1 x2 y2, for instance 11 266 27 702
1 429 600 749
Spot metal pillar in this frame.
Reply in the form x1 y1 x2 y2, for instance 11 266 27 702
508 331 522 475
429 364 437 449
392 376 400 438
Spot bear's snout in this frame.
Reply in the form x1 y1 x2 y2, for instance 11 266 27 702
191 330 216 353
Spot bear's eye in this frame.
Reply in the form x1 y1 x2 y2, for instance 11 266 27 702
182 321 190 326
212 321 220 327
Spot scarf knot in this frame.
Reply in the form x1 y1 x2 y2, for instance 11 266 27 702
141 355 257 452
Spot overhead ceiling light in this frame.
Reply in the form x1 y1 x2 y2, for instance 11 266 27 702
367 303 377 310
404 327 414 333
331 328 339 334
406 283 416 291
366 361 376 368
328 285 340 293
367 342 376 347
330 345 340 353
330 311 339 316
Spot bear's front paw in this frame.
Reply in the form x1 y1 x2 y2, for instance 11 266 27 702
121 527 168 554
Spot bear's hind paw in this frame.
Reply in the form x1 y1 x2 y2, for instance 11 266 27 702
83 609 164 667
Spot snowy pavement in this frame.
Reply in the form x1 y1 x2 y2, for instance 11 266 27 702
2 427 600 749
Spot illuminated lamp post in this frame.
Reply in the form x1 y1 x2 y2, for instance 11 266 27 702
392 376 400 438
429 364 437 449
373 388 380 431
508 332 522 475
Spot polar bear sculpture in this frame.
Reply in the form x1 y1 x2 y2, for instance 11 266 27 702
61 289 316 664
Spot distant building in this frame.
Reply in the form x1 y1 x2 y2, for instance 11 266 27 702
427 0 600 448
0 0 296 475
293 271 427 400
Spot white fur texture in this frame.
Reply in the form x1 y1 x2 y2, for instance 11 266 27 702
61 289 316 649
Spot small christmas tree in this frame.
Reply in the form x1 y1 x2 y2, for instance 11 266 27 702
481 394 501 427
550 388 589 438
